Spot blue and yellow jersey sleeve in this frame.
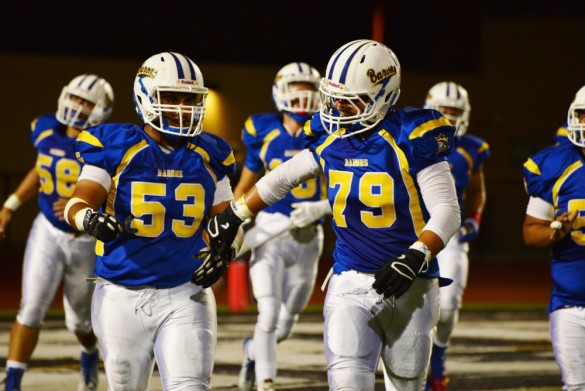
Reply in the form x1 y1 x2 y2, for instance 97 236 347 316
241 113 283 173
457 134 491 174
522 143 580 205
75 123 141 176
191 131 236 181
30 114 63 148
394 107 456 173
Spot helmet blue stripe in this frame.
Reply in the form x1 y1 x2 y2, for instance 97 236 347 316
87 75 98 90
169 52 185 79
77 75 88 87
327 41 355 80
185 56 196 80
338 41 370 84
446 82 451 97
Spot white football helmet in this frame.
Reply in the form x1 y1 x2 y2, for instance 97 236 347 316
133 52 208 138
424 81 470 136
272 62 320 116
567 86 585 148
319 39 401 138
56 74 114 129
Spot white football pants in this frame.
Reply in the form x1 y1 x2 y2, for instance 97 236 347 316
434 233 469 347
324 271 439 391
18 213 96 334
550 306 585 390
248 212 324 383
92 281 216 391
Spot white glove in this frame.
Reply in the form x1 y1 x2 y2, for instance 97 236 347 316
290 200 332 228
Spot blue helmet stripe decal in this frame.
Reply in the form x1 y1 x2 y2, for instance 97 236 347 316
87 76 98 90
296 62 303 73
327 41 355 80
339 41 370 84
169 52 185 79
186 56 196 80
77 75 88 87
446 82 451 97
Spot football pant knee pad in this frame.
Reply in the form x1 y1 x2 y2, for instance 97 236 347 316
383 331 432 379
435 308 459 347
256 297 281 333
276 306 299 342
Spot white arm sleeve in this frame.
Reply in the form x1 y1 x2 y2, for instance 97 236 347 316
256 149 322 205
417 161 461 246
78 164 111 193
526 196 555 220
213 176 234 205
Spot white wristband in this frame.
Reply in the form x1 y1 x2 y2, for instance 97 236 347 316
410 241 432 262
3 194 21 211
74 207 92 231
231 196 253 221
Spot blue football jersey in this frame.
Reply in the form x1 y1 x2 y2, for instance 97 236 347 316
523 143 585 311
75 123 236 287
302 107 455 276
242 113 324 216
553 122 570 146
448 134 490 214
31 114 80 233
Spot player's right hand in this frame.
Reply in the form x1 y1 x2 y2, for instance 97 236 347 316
83 210 137 243
206 205 245 258
372 248 429 299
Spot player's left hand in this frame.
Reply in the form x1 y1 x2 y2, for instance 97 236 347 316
373 248 429 299
290 200 331 228
191 246 234 288
52 198 68 221
458 217 479 243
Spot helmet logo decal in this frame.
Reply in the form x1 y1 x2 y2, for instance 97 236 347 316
434 133 449 154
367 66 397 86
137 66 158 79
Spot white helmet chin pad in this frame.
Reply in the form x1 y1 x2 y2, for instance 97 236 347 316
319 40 401 139
56 74 114 129
133 52 208 138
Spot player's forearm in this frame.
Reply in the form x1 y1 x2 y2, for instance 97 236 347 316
254 149 320 206
3 168 40 212
523 222 557 248
417 161 461 247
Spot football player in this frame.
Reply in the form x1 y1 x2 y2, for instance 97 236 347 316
421 82 490 390
63 52 239 390
196 40 461 390
233 62 329 391
522 85 585 390
0 74 113 391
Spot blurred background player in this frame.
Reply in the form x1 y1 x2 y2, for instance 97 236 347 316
422 82 490 390
0 74 114 391
64 52 239 390
233 62 330 391
522 85 585 390
202 40 461 390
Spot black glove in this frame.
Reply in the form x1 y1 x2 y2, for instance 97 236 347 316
207 205 245 258
191 247 234 288
372 247 429 299
83 209 136 243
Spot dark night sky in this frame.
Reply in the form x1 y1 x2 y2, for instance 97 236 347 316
4 0 584 72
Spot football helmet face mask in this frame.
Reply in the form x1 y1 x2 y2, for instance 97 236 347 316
567 85 585 148
56 74 114 129
319 40 401 138
272 62 320 123
133 52 208 138
424 81 471 136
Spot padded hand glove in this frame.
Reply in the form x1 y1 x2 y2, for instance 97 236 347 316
372 243 430 299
